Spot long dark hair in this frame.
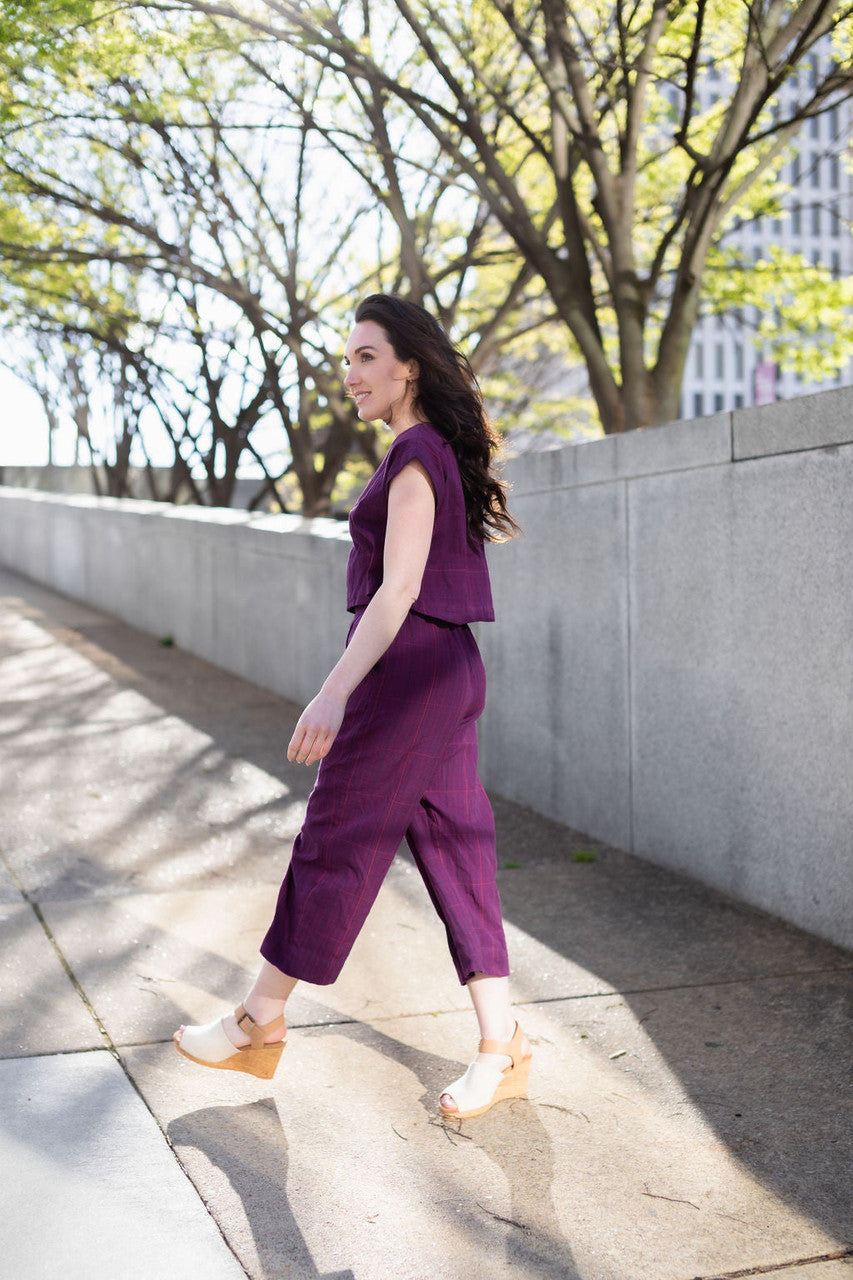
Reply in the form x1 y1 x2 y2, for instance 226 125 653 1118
354 293 520 544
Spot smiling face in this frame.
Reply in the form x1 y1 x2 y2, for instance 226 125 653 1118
343 319 419 432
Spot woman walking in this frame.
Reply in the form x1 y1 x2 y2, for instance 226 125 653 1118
175 294 531 1119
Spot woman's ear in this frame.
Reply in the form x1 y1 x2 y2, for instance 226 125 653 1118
406 359 419 384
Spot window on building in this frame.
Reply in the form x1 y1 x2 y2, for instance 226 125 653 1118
734 394 744 409
695 345 705 377
792 203 802 234
715 343 725 379
829 107 839 140
829 156 840 189
831 251 840 278
812 248 821 266
830 205 840 237
713 393 725 412
693 393 704 418
791 154 801 184
810 157 821 188
735 347 744 379
809 115 820 139
811 203 821 235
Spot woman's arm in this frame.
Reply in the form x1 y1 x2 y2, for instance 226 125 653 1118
287 458 436 766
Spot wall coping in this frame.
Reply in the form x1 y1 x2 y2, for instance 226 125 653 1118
0 486 351 543
507 383 853 498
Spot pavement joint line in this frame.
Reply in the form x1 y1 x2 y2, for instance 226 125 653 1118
511 965 853 1006
0 1046 118 1063
97 957 853 1049
689 1244 853 1278
0 844 254 1280
0 846 116 1058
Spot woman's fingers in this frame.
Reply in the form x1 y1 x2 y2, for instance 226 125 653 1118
287 691 345 765
304 732 331 766
290 731 331 766
286 721 336 766
287 724 320 764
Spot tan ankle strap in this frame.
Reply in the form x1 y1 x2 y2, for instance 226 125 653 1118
478 1021 522 1060
235 1005 286 1050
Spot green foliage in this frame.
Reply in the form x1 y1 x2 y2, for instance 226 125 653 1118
706 243 853 381
0 0 851 498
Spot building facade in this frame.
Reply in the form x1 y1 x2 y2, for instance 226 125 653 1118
679 49 853 419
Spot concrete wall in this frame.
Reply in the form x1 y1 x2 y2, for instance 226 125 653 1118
1 386 851 949
0 496 352 707
0 465 269 510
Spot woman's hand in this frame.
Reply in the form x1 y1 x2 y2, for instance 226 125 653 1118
287 687 346 766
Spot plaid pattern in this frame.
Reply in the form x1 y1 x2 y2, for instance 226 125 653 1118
260 610 509 985
346 422 495 624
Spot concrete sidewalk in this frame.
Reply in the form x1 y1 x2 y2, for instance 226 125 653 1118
0 562 850 1280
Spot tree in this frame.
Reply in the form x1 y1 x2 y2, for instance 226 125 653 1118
0 11 372 511
1 1 564 508
141 0 853 431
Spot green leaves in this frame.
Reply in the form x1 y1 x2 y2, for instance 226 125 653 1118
1 0 851 489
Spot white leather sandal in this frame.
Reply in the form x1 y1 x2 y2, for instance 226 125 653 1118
174 1004 286 1079
439 1021 531 1119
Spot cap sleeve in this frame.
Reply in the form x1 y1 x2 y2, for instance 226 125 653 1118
383 428 447 507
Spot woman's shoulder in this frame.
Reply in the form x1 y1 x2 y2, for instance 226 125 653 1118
387 422 451 474
390 421 446 450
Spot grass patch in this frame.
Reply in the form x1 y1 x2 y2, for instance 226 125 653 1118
571 849 597 863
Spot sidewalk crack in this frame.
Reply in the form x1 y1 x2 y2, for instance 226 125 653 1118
691 1244 853 1278
1 847 117 1058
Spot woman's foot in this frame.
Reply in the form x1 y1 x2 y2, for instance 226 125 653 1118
174 998 287 1079
176 993 287 1048
439 1021 532 1119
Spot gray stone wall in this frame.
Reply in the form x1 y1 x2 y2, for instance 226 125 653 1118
1 387 851 948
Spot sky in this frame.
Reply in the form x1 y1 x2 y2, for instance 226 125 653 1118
0 367 53 466
0 362 288 477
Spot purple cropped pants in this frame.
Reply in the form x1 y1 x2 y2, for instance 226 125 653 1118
260 609 509 986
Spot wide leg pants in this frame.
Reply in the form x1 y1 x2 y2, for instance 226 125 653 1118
260 609 510 985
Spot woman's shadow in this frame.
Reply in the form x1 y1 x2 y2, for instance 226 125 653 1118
168 1093 354 1280
168 1017 579 1280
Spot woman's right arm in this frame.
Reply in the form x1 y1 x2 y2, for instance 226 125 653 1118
287 459 436 766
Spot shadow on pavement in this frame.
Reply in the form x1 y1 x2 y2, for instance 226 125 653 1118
169 1100 356 1280
2 568 851 1259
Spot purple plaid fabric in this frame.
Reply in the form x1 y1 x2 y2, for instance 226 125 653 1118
260 426 508 986
346 422 495 624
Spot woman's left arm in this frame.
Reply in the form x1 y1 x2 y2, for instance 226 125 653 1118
287 459 436 766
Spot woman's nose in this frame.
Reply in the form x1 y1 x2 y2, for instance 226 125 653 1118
344 367 357 388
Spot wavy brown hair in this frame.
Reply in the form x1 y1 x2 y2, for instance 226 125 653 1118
354 293 521 544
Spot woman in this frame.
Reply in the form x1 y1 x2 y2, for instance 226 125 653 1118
175 294 531 1119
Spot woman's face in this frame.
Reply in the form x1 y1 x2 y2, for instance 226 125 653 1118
343 320 417 426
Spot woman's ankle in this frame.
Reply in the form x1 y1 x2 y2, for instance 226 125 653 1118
243 993 286 1026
